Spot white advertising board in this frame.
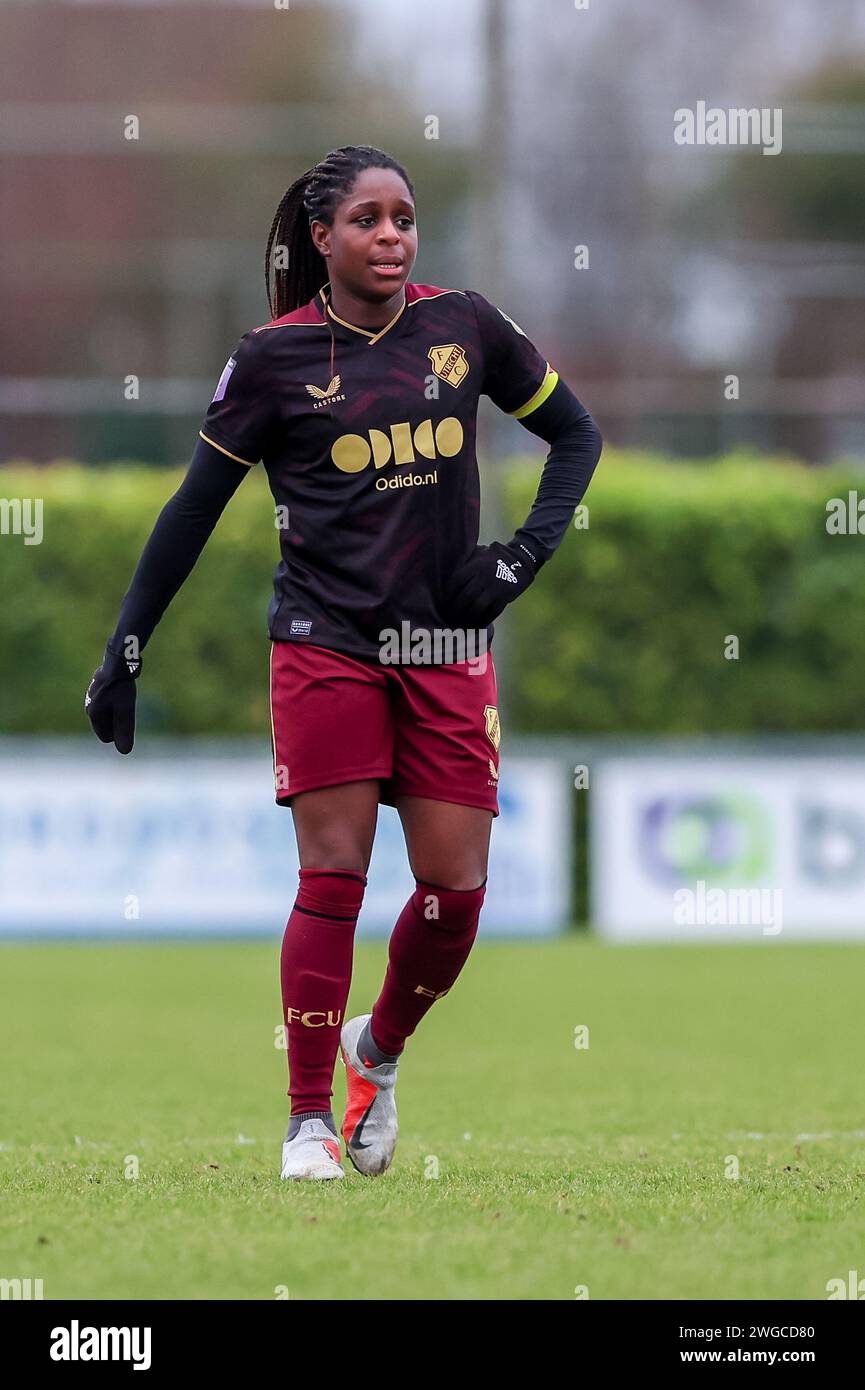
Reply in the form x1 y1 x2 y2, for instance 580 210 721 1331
0 744 570 937
593 754 865 941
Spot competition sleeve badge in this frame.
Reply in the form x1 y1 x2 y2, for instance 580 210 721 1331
211 356 237 402
496 307 526 336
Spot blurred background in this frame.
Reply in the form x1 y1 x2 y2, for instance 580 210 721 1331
1 0 865 939
3 0 865 465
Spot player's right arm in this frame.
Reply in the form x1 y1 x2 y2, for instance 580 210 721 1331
85 331 273 753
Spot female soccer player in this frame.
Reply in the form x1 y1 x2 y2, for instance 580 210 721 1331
85 145 602 1181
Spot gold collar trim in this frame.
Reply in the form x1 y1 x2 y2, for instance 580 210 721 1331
318 284 407 345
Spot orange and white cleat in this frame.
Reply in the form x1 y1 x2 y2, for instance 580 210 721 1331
340 1014 400 1176
280 1117 345 1181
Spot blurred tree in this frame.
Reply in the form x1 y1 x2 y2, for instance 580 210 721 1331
728 63 865 241
0 2 472 465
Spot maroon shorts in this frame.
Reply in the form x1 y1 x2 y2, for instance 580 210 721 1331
269 641 501 816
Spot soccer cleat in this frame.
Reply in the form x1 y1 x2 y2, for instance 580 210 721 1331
340 1014 399 1176
280 1117 345 1181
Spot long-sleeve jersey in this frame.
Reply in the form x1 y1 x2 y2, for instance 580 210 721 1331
110 282 602 662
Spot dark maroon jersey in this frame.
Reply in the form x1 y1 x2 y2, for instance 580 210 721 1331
199 282 559 660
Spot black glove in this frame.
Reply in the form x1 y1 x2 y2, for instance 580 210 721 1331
84 644 142 754
443 537 542 629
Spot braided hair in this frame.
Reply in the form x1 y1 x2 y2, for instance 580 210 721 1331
265 145 415 320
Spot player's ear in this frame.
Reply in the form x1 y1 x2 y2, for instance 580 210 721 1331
310 220 331 258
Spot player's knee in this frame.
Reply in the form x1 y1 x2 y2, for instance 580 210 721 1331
298 837 368 875
440 875 487 892
414 865 488 893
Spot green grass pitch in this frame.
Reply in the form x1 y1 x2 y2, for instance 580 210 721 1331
1 937 863 1300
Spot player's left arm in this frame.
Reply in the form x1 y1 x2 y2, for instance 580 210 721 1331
445 292 602 626
508 373 603 570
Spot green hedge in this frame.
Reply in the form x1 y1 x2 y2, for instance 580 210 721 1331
506 450 865 732
0 464 278 736
0 452 862 735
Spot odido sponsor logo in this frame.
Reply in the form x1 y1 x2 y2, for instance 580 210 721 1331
330 416 464 489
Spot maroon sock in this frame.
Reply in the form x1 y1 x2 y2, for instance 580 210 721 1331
370 879 486 1056
280 868 366 1115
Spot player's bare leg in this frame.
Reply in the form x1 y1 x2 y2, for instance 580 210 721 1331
341 796 492 1175
396 795 492 890
291 779 380 875
279 780 378 1181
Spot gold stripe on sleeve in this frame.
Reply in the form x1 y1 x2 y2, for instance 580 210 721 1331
511 366 559 420
198 431 258 466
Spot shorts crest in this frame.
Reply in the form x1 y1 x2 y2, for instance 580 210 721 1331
484 704 500 751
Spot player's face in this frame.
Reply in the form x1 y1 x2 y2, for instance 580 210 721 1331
312 167 417 303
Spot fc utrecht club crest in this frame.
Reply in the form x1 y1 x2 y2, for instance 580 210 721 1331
428 344 469 388
305 374 346 408
484 704 501 751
